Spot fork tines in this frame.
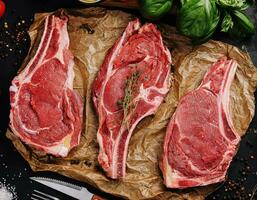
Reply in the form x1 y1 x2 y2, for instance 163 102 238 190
31 190 60 200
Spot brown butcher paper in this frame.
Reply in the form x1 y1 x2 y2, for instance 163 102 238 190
6 8 257 200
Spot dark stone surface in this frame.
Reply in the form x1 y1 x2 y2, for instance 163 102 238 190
0 1 256 199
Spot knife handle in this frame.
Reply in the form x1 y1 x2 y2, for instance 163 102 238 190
91 194 105 200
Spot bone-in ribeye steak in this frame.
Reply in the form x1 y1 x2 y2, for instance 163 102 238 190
160 57 240 188
9 14 83 157
93 19 171 178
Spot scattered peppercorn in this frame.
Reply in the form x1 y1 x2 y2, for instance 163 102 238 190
0 16 32 64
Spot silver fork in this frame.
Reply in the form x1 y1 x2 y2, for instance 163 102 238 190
31 190 60 200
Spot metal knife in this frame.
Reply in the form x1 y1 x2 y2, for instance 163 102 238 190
30 177 94 200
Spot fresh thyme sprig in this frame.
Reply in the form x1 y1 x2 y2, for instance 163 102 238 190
117 71 140 128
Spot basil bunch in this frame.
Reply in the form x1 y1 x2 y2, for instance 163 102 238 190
139 0 255 43
178 0 255 43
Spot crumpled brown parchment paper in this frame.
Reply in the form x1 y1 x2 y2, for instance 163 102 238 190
6 7 257 200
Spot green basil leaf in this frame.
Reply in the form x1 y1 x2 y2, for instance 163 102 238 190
140 0 173 20
228 10 255 38
216 0 252 11
221 12 233 32
178 0 220 43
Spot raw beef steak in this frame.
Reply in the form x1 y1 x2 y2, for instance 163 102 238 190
160 57 240 188
9 14 83 157
93 19 171 178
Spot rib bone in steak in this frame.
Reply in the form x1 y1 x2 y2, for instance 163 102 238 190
160 57 240 188
93 19 171 178
9 14 83 157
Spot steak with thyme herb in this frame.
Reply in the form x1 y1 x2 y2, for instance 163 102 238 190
92 19 172 178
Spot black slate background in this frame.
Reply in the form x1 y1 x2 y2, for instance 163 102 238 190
0 1 256 200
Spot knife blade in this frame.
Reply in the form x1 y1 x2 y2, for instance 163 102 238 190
30 177 93 200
